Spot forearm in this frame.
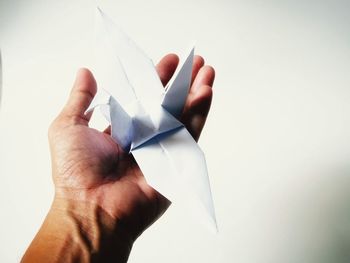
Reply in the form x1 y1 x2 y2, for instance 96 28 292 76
21 198 133 263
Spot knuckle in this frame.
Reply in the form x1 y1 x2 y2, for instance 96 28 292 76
48 118 59 139
48 115 66 139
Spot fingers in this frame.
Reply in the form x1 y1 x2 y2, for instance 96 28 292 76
182 65 215 141
182 85 213 141
191 55 205 85
156 54 204 88
190 65 215 94
60 68 97 125
156 54 179 86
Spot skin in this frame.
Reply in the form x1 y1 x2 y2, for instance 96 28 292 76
21 53 215 263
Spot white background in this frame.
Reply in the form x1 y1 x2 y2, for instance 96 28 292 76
1 0 350 262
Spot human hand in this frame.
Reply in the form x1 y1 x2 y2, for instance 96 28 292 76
22 54 215 263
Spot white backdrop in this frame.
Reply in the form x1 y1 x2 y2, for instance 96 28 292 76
1 0 350 262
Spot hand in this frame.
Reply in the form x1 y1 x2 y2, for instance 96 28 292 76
22 54 215 263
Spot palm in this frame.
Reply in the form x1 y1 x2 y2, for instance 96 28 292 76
53 121 161 233
49 54 215 238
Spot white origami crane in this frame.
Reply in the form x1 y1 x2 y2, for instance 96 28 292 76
87 7 217 231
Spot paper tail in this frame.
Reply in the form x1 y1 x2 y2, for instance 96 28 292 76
132 127 217 231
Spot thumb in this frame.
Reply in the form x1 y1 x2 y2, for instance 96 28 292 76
60 68 97 125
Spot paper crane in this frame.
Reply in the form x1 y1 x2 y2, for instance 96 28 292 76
87 7 217 231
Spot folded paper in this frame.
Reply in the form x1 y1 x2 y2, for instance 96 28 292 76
87 7 217 231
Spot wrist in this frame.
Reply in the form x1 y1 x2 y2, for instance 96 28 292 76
22 197 134 263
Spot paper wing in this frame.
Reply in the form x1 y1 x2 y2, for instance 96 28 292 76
131 128 217 231
95 8 137 107
97 7 164 108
